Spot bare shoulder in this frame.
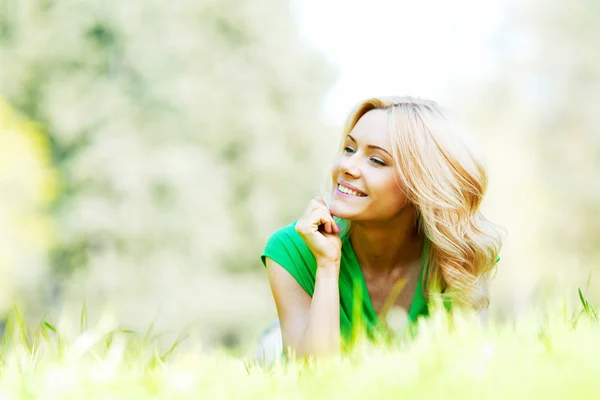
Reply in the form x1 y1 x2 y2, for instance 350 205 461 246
265 257 311 303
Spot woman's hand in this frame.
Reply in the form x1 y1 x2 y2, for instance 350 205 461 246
295 196 342 265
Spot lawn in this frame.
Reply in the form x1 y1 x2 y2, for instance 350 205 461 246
0 292 597 399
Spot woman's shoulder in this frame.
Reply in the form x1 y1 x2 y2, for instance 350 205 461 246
261 220 310 267
260 218 353 293
260 220 316 295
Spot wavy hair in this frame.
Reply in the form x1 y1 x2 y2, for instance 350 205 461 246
329 96 504 310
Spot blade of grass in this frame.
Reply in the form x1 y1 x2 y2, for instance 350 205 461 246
43 321 57 334
12 306 31 353
160 333 188 362
80 298 87 334
578 287 598 322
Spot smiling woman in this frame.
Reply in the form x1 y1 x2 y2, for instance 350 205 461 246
257 96 504 363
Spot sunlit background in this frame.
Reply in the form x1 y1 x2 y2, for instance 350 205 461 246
0 0 598 354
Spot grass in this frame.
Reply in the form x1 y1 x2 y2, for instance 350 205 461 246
0 291 597 399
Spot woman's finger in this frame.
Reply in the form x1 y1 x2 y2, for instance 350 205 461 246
314 204 340 233
312 209 335 234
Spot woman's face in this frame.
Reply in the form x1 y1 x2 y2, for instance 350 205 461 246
329 109 409 221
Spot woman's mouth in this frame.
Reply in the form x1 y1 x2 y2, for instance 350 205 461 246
336 184 368 197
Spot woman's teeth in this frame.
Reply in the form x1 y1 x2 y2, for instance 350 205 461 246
337 184 366 197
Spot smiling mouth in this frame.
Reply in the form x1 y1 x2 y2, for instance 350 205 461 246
336 184 367 197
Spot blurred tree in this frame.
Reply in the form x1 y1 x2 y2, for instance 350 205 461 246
0 0 335 307
0 98 57 314
453 0 600 307
520 0 600 263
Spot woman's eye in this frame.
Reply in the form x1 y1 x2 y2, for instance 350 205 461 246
344 146 386 166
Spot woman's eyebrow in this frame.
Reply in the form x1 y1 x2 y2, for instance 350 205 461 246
347 134 392 157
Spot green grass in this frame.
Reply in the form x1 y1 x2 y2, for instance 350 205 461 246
0 293 598 399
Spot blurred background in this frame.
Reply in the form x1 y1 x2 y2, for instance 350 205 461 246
0 0 598 354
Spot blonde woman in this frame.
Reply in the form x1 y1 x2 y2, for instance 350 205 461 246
257 96 503 363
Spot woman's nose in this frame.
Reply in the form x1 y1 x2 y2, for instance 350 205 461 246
339 155 361 178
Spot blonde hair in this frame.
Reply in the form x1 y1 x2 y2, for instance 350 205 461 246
331 96 504 310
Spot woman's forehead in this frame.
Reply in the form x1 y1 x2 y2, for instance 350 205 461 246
349 109 391 146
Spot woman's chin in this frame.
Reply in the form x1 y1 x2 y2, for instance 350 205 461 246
329 202 356 220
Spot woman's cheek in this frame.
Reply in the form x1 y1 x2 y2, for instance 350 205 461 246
330 160 341 178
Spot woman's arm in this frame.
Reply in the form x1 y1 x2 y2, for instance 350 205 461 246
266 257 341 358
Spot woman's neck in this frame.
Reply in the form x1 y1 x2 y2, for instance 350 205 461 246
349 207 424 275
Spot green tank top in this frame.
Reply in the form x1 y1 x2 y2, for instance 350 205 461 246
261 218 432 346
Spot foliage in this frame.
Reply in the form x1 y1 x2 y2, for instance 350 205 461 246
0 0 335 286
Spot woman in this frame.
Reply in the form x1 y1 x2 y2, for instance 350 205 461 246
258 96 503 362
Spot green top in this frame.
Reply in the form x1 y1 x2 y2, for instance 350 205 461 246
261 218 431 346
